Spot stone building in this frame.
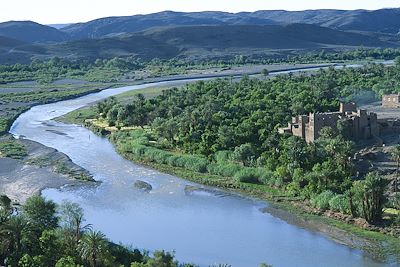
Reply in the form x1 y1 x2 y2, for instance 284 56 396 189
382 94 400 108
278 103 379 143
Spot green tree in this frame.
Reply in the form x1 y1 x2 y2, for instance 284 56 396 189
350 172 388 224
395 56 400 68
23 195 58 231
145 250 178 267
0 215 29 259
39 230 62 266
391 145 400 192
59 201 91 243
232 143 255 166
78 230 110 267
107 105 120 127
18 254 45 267
55 256 84 267
0 195 13 222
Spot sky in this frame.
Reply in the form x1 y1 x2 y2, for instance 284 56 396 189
1 0 400 24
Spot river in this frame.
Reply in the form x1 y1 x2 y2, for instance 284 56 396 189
10 68 393 267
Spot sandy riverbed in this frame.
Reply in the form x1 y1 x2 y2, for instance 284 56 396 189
0 137 93 203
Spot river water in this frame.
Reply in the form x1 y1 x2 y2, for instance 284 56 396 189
9 72 393 266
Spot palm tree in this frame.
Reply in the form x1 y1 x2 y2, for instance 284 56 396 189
390 145 400 192
59 201 91 243
0 215 29 258
0 195 13 223
78 230 109 267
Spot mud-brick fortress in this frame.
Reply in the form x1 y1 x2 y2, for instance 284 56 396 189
278 103 379 143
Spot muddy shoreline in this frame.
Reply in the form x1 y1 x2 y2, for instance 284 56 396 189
0 136 94 203
262 204 382 258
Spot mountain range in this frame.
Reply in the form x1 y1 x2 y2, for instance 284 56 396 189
0 9 399 64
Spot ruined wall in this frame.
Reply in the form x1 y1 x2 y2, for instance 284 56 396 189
313 112 341 139
382 94 400 108
340 102 357 113
291 115 308 138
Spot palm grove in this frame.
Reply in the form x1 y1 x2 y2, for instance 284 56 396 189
95 60 400 226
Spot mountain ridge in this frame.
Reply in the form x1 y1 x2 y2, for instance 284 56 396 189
1 9 400 44
1 23 396 64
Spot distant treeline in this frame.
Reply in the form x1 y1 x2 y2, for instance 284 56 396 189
1 48 400 84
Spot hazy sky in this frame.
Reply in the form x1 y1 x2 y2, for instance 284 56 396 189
1 0 400 24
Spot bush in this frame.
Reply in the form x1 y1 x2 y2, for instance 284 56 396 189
234 168 261 184
214 150 233 163
166 155 181 167
274 176 284 187
127 141 209 173
182 155 209 173
131 144 147 156
329 194 350 214
259 170 275 185
207 163 241 177
311 191 336 211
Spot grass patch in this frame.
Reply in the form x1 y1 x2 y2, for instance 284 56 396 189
26 155 94 181
115 86 171 102
0 117 12 136
56 106 97 125
0 140 27 159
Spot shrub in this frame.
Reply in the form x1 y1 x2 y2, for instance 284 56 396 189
154 151 172 164
130 144 147 156
189 161 208 173
166 155 181 167
182 155 209 173
214 150 233 163
234 168 261 184
311 191 336 211
259 170 275 185
274 176 284 187
329 194 350 214
207 163 241 177
274 165 290 181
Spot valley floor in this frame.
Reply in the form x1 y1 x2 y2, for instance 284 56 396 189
2 61 399 263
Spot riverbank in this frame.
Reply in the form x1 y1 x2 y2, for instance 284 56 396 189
0 135 94 203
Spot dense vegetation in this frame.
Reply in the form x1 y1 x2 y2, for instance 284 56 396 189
0 194 211 267
92 59 400 226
